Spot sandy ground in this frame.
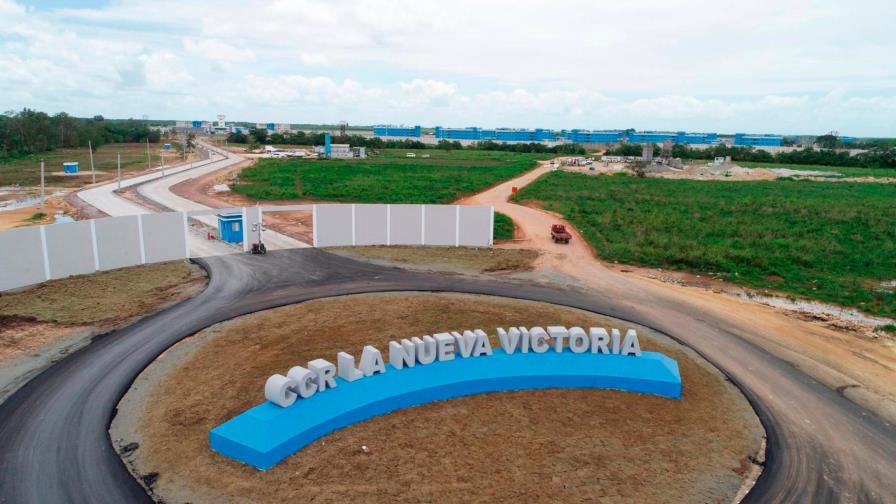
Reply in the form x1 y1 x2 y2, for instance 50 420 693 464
564 160 896 184
0 261 206 401
560 162 779 181
328 246 540 275
112 293 763 504
459 162 896 424
0 193 78 230
168 158 314 243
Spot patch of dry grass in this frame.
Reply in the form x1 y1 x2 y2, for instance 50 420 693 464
126 293 762 504
0 261 205 364
329 246 539 274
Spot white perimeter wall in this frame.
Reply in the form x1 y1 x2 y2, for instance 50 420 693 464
1 204 493 292
0 212 188 292
314 204 493 248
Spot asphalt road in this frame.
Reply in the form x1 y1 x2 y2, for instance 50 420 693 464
0 248 894 503
74 141 305 257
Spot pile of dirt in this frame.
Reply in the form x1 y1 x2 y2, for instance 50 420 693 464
114 293 763 504
328 246 540 275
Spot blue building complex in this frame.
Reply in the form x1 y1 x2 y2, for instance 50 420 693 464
561 130 626 144
434 127 557 142
370 123 784 147
733 133 783 147
373 125 422 137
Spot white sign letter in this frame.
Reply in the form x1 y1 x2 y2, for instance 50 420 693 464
337 352 363 382
568 327 589 353
287 366 318 398
389 339 417 369
471 329 493 357
497 327 521 354
530 327 550 353
265 374 297 407
620 329 642 356
453 330 477 358
548 326 569 352
359 345 386 376
590 328 610 354
308 358 337 392
413 336 437 364
434 332 456 361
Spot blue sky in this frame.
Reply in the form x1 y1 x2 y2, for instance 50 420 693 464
2 0 895 136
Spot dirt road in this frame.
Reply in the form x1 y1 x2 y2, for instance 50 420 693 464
461 160 896 423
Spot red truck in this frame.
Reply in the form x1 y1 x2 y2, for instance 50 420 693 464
551 224 571 244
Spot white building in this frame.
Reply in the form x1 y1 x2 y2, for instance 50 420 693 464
315 143 367 159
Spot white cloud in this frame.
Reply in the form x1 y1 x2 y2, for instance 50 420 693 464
184 38 255 62
242 75 383 107
300 53 330 66
398 79 457 107
140 52 193 89
0 0 894 134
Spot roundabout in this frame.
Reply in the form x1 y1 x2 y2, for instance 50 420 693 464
0 248 895 502
114 293 756 502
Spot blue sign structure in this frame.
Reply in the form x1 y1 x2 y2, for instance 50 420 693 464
210 348 681 470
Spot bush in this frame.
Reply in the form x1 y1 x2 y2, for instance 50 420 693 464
493 212 514 240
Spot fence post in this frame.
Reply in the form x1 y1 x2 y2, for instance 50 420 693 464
420 205 426 245
181 211 190 259
90 219 100 271
455 205 460 247
312 205 318 247
39 225 51 280
241 207 249 252
136 214 147 264
351 204 356 246
489 206 495 245
386 205 391 246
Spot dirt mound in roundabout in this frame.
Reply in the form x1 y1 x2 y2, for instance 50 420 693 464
112 292 764 503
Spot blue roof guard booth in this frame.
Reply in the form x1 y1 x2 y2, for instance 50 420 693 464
217 212 243 243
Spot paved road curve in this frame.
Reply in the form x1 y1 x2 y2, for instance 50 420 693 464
0 249 894 503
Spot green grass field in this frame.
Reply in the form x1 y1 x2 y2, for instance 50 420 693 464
0 143 167 187
513 172 896 318
735 161 896 178
233 149 551 204
493 212 514 241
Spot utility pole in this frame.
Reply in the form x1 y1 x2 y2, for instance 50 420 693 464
40 159 45 208
89 139 96 184
117 153 122 190
146 137 151 171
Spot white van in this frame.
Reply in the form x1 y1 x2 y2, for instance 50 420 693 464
406 152 416 158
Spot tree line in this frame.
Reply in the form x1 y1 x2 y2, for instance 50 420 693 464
0 109 161 158
604 143 896 169
228 129 586 155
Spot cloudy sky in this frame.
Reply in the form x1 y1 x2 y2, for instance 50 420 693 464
1 0 894 135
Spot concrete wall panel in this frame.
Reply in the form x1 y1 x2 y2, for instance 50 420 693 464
245 207 263 250
315 205 353 247
388 205 423 245
44 220 95 279
424 205 456 246
94 215 142 271
354 205 388 245
142 212 187 263
0 226 45 291
459 205 492 247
